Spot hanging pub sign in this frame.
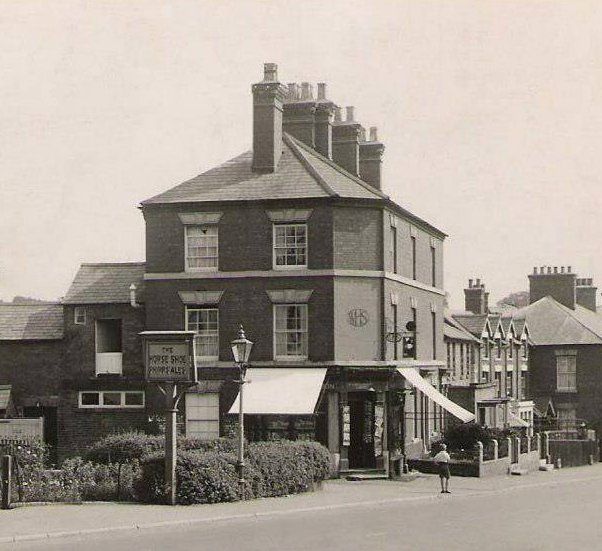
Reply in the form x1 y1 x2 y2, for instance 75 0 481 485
141 331 197 384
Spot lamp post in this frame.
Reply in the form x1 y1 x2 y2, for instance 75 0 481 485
230 325 253 500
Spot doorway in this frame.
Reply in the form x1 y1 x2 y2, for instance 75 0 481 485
348 392 376 469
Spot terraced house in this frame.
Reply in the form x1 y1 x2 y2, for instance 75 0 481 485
140 63 473 474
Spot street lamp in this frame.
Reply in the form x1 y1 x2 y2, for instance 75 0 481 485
230 325 253 499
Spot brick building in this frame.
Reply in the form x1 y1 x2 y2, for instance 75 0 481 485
0 304 63 453
449 279 532 432
515 266 602 433
0 63 475 470
139 63 473 473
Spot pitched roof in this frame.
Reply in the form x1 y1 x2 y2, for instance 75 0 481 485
0 304 63 340
444 316 481 343
0 385 12 409
451 313 489 337
63 263 145 305
514 296 602 346
141 134 384 205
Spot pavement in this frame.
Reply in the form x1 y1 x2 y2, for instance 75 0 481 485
1 464 602 547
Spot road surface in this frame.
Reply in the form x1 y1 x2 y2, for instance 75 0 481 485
8 470 602 551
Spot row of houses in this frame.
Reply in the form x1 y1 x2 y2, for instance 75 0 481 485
1 63 600 473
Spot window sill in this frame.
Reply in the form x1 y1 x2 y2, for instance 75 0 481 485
275 356 309 362
273 265 308 271
185 268 219 273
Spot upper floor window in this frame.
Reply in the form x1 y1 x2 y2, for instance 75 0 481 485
74 307 86 325
186 225 218 271
482 339 489 359
390 226 398 274
508 339 514 358
95 319 123 375
431 311 437 360
522 342 529 359
430 246 436 287
556 354 577 392
411 236 417 280
186 308 219 361
403 308 417 359
273 224 307 268
274 304 308 359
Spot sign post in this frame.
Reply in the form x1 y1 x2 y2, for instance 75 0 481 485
141 331 197 506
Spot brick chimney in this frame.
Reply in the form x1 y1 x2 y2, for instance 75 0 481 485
252 63 287 173
359 126 385 190
464 278 488 314
283 82 316 148
332 106 362 176
528 266 576 309
576 277 597 312
314 83 335 159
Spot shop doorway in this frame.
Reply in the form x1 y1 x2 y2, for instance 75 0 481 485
348 392 376 469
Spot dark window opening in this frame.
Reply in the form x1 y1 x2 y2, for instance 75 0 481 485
96 319 122 353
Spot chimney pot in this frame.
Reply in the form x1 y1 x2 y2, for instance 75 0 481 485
476 278 481 287
346 106 354 122
533 267 538 274
317 82 326 100
540 266 545 274
468 279 473 288
554 266 558 274
287 83 298 100
300 82 313 100
561 266 565 273
359 127 366 142
568 266 572 273
263 63 278 82
369 126 378 141
547 267 552 274
588 278 593 286
334 106 342 122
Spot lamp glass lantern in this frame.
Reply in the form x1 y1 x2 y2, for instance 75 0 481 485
231 326 253 365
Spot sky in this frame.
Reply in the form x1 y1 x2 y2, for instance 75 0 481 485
1 0 601 308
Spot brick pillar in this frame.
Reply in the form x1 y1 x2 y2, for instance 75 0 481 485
477 441 484 463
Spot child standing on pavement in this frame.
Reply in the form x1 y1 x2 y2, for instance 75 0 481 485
433 443 451 494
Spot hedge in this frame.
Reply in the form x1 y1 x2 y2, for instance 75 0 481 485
136 440 332 504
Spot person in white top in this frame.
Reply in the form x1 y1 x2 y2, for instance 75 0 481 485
433 443 451 494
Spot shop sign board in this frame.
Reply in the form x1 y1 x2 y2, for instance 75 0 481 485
141 331 197 384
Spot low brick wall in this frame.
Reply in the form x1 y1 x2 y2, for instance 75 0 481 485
549 439 599 468
407 459 479 478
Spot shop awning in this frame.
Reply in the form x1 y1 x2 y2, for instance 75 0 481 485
508 412 529 428
228 368 327 415
397 368 475 423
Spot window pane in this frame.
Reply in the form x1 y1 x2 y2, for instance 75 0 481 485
125 392 144 406
273 224 307 267
187 225 218 269
102 392 122 406
81 392 99 406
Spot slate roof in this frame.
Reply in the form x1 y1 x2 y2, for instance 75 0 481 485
140 134 446 237
141 134 384 205
0 304 63 340
514 296 602 346
451 313 489 338
63 263 145 305
0 385 12 410
444 317 481 343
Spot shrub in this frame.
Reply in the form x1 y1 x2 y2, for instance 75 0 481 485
62 457 139 501
177 436 239 455
84 431 163 464
135 450 262 505
246 440 331 497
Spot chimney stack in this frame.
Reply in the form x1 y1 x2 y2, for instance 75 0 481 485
464 278 488 314
332 106 362 176
528 264 577 309
576 277 597 312
252 63 286 173
359 126 385 190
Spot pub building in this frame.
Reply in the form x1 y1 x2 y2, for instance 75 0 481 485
140 63 474 474
0 64 474 470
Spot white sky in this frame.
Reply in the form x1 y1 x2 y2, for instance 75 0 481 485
1 0 601 308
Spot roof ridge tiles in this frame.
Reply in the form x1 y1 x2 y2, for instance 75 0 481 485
282 134 338 197
284 133 387 200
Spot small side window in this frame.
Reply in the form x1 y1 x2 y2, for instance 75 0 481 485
74 307 86 325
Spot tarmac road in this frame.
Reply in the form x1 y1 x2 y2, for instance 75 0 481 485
7 468 602 551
